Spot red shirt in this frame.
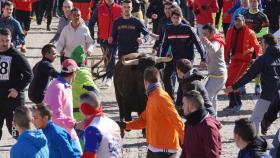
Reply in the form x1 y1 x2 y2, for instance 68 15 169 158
13 0 35 11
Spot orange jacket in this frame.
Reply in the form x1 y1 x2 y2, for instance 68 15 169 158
125 88 185 150
225 25 262 62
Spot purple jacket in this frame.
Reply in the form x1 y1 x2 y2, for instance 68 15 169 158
181 109 222 158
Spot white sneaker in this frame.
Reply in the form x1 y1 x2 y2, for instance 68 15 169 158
105 78 112 87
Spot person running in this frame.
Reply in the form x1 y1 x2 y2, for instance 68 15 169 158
78 91 123 158
117 67 184 158
28 44 59 104
37 0 54 30
224 34 280 133
50 0 73 44
161 8 206 105
223 14 261 113
180 90 221 158
56 8 94 63
88 0 122 87
10 106 49 158
201 24 227 116
0 28 33 140
110 0 149 58
13 0 34 53
44 59 81 149
32 103 82 158
0 1 25 48
234 118 271 158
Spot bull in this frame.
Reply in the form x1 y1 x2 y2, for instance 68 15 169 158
114 53 172 127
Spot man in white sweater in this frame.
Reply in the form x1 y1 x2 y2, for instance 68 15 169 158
56 8 94 63
201 24 227 116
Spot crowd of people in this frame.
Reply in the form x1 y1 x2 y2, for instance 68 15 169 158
0 0 280 157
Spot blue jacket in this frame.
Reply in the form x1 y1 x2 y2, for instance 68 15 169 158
10 129 49 158
43 121 81 158
0 16 25 47
237 137 271 158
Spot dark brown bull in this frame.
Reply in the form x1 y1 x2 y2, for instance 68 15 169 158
114 53 172 123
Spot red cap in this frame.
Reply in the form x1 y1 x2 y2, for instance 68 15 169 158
61 59 79 73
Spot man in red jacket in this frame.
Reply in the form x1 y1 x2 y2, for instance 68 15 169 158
190 0 219 38
88 0 122 87
180 90 221 158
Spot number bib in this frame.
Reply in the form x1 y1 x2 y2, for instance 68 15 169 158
0 55 12 80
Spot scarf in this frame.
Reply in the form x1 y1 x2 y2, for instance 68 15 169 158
209 33 225 46
145 82 161 95
82 104 104 128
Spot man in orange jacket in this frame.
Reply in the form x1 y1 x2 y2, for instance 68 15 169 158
117 67 184 158
223 14 262 112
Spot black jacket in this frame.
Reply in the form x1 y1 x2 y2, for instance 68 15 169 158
179 69 215 116
146 0 164 22
0 47 33 103
233 46 280 101
161 23 206 62
28 57 59 104
264 0 280 33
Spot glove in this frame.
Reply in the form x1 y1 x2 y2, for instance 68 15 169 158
201 5 209 10
116 121 126 129
194 9 200 15
261 120 269 135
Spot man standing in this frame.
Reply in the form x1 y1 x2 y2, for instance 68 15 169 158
32 104 82 158
161 9 206 104
223 14 261 112
201 24 227 116
50 0 73 43
0 1 25 48
117 67 184 158
0 28 32 140
224 34 280 133
11 106 49 158
44 59 81 145
37 0 54 30
180 90 221 158
56 8 94 63
78 92 123 158
110 0 149 58
28 44 59 104
88 0 122 87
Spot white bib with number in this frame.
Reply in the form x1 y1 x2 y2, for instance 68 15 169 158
0 55 12 81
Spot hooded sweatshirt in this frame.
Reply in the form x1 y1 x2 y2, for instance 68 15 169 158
232 46 280 101
238 136 271 158
179 69 215 115
10 129 49 158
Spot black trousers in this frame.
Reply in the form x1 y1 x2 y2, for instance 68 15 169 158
38 0 54 26
222 23 230 37
15 10 31 31
146 150 176 158
0 98 23 140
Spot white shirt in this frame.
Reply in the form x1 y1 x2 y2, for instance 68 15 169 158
55 22 94 58
273 29 280 48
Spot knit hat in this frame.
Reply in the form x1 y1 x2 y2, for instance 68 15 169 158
71 45 86 64
61 59 79 73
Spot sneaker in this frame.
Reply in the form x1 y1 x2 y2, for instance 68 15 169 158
20 45 27 53
105 78 112 87
47 26 51 31
255 85 261 95
239 86 246 95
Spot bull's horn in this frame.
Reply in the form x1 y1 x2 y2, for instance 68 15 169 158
122 58 139 65
155 56 173 63
121 53 139 60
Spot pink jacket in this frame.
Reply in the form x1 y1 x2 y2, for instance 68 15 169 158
44 76 78 140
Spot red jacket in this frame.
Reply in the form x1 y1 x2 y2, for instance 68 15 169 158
191 0 219 25
225 26 262 62
73 0 93 21
222 0 236 23
181 112 222 158
13 0 35 11
97 3 122 40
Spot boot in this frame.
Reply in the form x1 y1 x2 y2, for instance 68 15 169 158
231 92 242 112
